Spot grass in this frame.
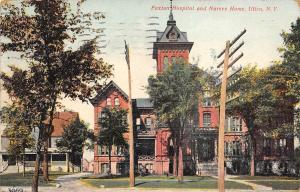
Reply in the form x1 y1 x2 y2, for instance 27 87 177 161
250 181 300 190
0 171 69 186
234 175 300 190
235 175 300 180
81 176 252 189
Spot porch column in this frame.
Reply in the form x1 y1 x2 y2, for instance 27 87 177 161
66 153 69 172
214 138 218 162
50 154 52 172
195 139 199 175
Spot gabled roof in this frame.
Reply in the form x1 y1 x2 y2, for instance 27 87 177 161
90 81 128 105
51 111 79 137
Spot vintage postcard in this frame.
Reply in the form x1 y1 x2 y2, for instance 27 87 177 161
0 0 299 191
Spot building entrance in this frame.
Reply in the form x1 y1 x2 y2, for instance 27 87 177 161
197 139 215 162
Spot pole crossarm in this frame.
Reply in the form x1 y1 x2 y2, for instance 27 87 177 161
217 29 246 59
217 61 243 79
228 52 243 69
217 41 244 68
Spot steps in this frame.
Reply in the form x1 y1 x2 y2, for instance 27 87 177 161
196 162 218 176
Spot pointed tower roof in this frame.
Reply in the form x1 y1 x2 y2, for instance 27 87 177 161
167 0 175 26
152 0 193 59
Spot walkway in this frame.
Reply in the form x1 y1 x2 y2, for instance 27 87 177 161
226 175 272 191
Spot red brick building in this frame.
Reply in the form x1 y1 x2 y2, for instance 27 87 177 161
91 4 295 176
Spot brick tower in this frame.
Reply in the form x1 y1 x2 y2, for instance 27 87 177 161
153 0 194 73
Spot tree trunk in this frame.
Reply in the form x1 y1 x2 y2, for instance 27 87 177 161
43 96 56 178
108 145 112 175
43 141 49 181
173 145 178 176
250 138 256 176
177 144 183 182
23 147 26 177
16 157 19 174
32 137 42 192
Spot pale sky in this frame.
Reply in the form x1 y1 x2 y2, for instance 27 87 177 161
0 0 299 132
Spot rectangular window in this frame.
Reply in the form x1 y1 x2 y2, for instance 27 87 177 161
264 138 272 156
225 116 242 132
136 118 141 125
203 97 212 107
136 118 141 130
278 138 287 155
225 142 232 156
106 98 111 106
145 117 152 128
203 113 211 127
145 163 153 173
233 117 242 132
52 154 66 161
98 145 109 155
116 163 125 175
225 142 229 156
232 141 241 156
101 163 109 174
115 146 124 156
225 117 229 132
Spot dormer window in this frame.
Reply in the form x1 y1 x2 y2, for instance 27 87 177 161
106 98 111 106
115 98 120 106
167 27 179 41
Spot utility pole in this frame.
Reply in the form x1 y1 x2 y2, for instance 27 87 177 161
217 29 246 192
125 40 135 188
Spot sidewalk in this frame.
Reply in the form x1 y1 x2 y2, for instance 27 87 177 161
1 173 299 192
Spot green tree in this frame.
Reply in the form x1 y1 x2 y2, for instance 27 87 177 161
225 65 269 176
0 104 35 176
56 116 92 173
97 107 128 175
147 63 205 182
0 1 112 191
226 18 300 176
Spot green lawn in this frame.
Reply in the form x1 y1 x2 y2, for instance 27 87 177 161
235 175 300 180
234 175 300 190
81 176 252 189
0 172 68 186
250 180 300 190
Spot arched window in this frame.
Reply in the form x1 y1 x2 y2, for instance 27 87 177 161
163 56 169 70
171 56 176 64
115 98 120 106
179 56 184 64
106 98 111 106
